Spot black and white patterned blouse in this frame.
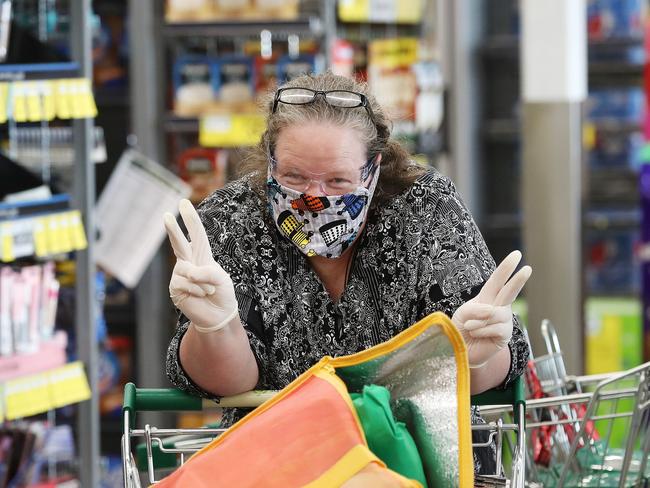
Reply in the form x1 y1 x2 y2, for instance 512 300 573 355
166 168 529 474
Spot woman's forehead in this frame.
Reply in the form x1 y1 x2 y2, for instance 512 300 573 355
274 123 366 170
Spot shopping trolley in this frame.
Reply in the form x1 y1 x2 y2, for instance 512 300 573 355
518 320 650 487
121 377 527 487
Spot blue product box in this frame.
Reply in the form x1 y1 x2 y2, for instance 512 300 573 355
172 55 213 95
589 131 643 169
277 54 316 84
588 0 643 38
586 229 640 295
211 56 256 103
587 87 644 122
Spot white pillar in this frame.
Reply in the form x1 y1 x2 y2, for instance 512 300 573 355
521 0 587 374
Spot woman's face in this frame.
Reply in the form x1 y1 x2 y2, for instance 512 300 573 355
273 122 368 196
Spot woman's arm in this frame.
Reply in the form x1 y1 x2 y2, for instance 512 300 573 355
469 346 510 395
178 315 259 397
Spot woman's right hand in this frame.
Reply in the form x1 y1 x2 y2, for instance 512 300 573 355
163 199 239 333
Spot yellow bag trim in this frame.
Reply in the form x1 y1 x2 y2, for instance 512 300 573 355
302 444 383 488
326 312 473 488
313 368 368 444
185 312 473 487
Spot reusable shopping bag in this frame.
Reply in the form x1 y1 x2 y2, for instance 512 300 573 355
154 311 474 487
350 384 428 486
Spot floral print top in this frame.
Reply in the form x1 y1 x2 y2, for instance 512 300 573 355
166 168 529 474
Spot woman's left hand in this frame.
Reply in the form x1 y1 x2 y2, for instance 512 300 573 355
451 250 532 368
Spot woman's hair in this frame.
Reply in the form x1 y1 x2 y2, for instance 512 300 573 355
238 71 425 204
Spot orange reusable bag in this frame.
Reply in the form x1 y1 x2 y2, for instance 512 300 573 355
155 311 474 487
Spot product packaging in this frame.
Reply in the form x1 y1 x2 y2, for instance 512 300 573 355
177 147 228 203
173 55 215 117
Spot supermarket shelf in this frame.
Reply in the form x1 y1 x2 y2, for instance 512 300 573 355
164 114 199 133
589 61 644 77
483 208 640 232
482 119 520 142
0 62 80 81
588 35 645 48
586 291 639 299
480 34 644 58
590 120 641 134
0 194 71 221
584 208 640 230
162 18 323 38
483 118 641 142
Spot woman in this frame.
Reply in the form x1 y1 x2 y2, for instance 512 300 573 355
164 72 531 473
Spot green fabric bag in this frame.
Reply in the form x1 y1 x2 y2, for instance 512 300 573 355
351 384 428 488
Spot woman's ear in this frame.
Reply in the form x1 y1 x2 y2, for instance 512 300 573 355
375 153 382 165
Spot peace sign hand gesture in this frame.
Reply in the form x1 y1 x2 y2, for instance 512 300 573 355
164 199 238 333
451 250 532 368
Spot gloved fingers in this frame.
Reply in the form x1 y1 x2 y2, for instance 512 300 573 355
463 305 511 331
175 260 228 287
164 212 192 261
477 250 522 304
494 265 532 307
463 318 489 332
452 301 494 326
467 320 512 340
170 274 207 298
179 199 214 266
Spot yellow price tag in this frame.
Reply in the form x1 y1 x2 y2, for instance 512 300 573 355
0 83 8 124
338 0 369 22
5 373 52 420
33 217 49 257
26 81 43 122
583 122 596 151
79 78 98 118
42 81 56 121
69 210 88 251
56 213 73 253
1 222 14 262
199 113 266 147
45 215 64 255
395 0 422 23
55 80 72 119
49 361 91 408
11 81 28 122
369 38 419 69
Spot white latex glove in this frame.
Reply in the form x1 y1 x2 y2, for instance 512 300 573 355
163 199 239 333
452 250 532 368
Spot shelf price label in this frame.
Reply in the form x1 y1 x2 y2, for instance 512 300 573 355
5 373 52 420
338 0 422 23
49 361 91 408
199 113 265 148
0 222 14 262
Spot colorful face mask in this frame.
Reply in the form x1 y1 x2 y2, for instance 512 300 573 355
267 164 380 258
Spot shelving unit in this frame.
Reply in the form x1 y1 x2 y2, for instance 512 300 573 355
0 0 100 484
162 18 323 38
476 1 645 371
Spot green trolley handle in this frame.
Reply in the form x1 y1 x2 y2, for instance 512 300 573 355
123 382 203 429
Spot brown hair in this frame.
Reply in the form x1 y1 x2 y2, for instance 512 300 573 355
238 72 425 204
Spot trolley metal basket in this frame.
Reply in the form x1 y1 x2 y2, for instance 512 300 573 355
482 360 650 488
121 378 526 487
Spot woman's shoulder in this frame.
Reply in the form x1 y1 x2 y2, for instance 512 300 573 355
197 174 265 220
386 166 460 215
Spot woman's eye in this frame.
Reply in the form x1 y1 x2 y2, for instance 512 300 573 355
284 173 307 181
329 178 352 186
